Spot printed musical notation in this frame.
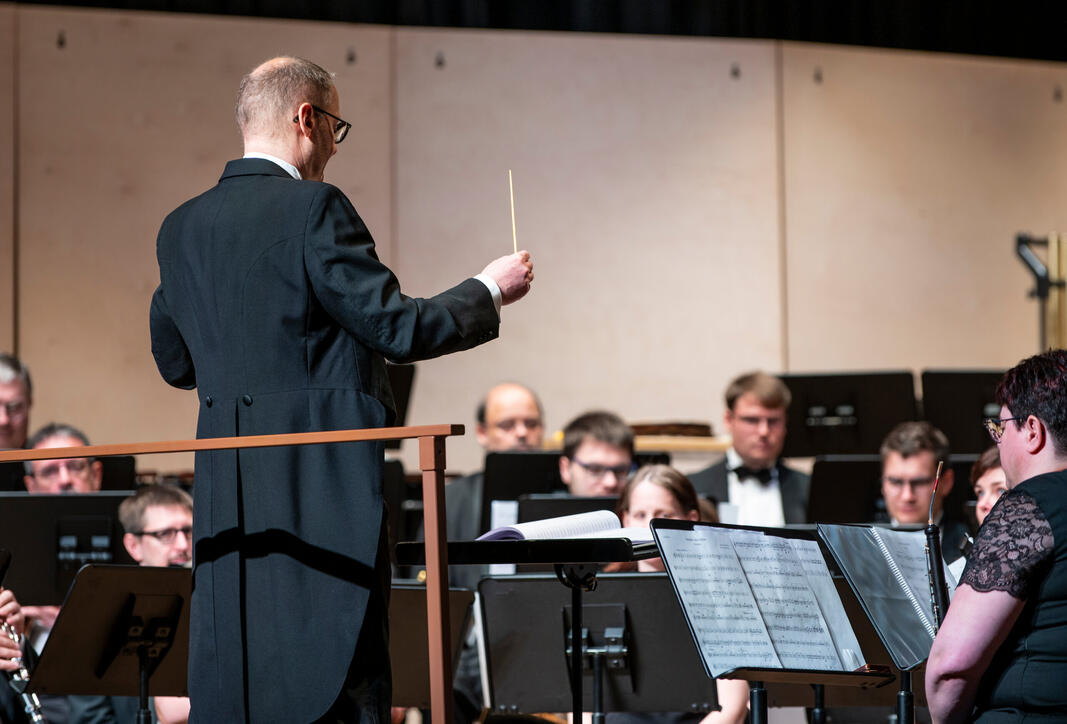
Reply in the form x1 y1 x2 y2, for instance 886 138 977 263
656 526 868 677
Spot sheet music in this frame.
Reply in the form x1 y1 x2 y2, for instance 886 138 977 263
655 527 780 676
870 527 942 637
788 538 866 670
730 532 844 671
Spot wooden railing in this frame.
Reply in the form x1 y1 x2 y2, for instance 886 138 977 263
0 424 461 722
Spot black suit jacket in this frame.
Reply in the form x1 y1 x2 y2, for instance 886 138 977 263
150 159 499 722
688 459 811 525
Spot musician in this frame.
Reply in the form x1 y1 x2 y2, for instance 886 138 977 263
559 410 634 496
0 354 32 492
0 586 37 724
879 421 969 563
149 56 533 723
971 446 1006 527
927 349 1067 722
69 484 193 724
609 465 749 724
22 423 103 494
0 354 31 451
446 382 545 544
688 372 809 525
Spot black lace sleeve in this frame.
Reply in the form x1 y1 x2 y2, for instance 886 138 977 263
960 489 1054 599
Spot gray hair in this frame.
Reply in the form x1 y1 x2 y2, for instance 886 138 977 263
0 353 32 397
236 56 335 139
24 422 91 474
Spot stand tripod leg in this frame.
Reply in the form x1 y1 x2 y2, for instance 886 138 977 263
592 653 605 724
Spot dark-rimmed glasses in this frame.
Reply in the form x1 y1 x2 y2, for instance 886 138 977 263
984 416 1026 444
31 458 91 482
133 526 193 544
292 104 352 144
572 459 636 479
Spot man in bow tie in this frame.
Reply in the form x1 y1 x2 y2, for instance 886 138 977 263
689 371 810 526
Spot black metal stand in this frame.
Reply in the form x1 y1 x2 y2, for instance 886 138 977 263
26 565 190 704
749 680 767 724
811 683 826 724
897 669 914 724
556 563 598 724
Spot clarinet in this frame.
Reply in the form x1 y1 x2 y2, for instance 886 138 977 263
2 621 46 723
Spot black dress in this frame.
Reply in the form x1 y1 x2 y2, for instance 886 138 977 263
960 469 1067 722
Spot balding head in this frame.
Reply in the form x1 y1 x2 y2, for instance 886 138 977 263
236 56 335 143
476 383 544 452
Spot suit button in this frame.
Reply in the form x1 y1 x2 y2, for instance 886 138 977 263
204 396 213 407
242 394 253 406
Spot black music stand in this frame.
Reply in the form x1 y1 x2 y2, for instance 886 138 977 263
0 492 136 605
396 537 657 722
779 371 918 457
389 584 474 708
479 452 567 534
29 564 190 724
920 369 1004 455
650 520 896 724
479 573 719 719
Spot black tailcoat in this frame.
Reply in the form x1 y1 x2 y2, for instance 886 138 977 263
150 159 498 722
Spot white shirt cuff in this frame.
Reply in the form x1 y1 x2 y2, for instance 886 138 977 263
474 273 503 316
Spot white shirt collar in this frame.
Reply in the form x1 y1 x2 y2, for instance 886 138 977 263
243 152 301 180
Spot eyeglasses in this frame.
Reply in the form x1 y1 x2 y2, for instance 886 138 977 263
32 458 91 482
883 476 935 490
572 459 635 479
292 104 352 144
133 526 192 544
984 416 1026 444
0 400 28 421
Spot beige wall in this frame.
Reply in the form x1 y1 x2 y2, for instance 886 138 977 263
13 7 391 470
2 8 1064 473
0 4 14 352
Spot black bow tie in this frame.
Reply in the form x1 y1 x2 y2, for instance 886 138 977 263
732 465 774 484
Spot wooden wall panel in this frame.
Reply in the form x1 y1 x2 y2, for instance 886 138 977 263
782 43 1067 372
0 4 14 352
16 7 391 470
393 29 782 472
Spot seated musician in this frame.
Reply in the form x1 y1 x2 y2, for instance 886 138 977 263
69 483 193 724
879 421 969 563
688 371 809 525
610 465 749 724
559 410 635 497
971 446 1006 528
927 350 1067 722
0 354 32 491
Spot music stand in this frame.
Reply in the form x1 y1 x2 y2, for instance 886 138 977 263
0 492 135 605
779 371 918 457
516 494 617 524
808 455 978 530
480 452 567 534
390 584 474 708
396 537 657 722
920 369 1004 455
29 564 190 724
479 573 718 716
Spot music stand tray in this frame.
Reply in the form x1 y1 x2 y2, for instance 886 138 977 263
29 564 190 699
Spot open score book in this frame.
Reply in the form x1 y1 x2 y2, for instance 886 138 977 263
476 509 653 543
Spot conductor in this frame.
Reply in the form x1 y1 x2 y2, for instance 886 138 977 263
149 56 533 723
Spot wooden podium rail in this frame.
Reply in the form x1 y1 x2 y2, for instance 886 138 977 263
0 424 462 723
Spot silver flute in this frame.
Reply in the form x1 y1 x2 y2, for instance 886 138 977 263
2 621 46 723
